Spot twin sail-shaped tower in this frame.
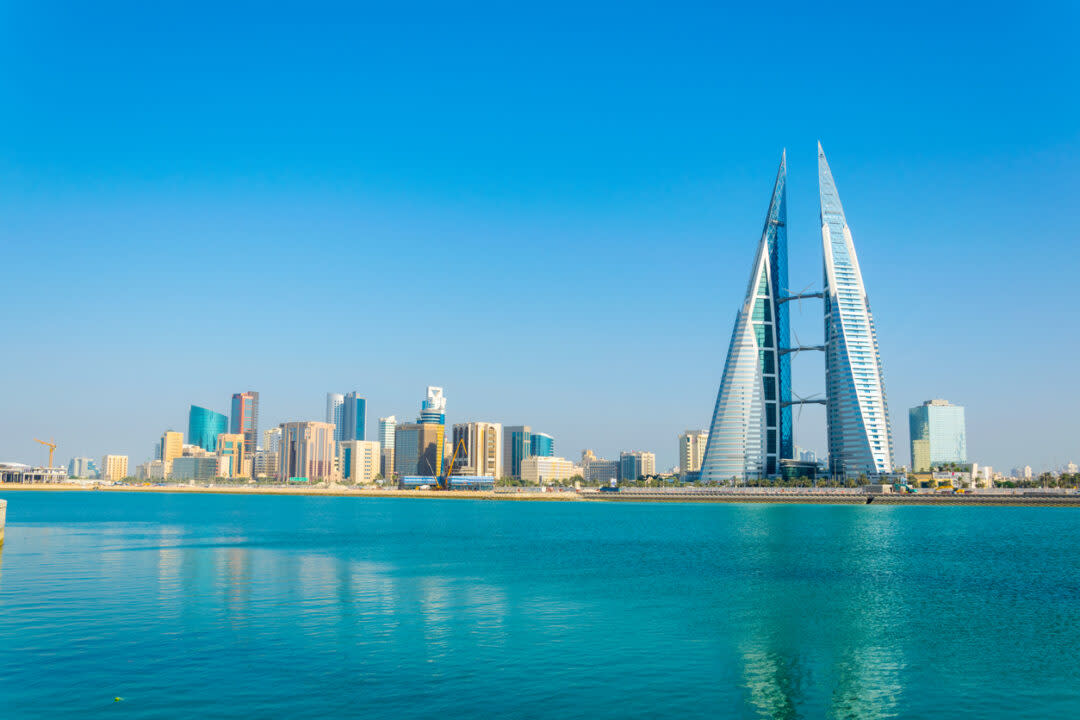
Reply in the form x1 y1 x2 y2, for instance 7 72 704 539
699 144 893 482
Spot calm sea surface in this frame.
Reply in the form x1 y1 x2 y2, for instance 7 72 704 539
1 491 1078 719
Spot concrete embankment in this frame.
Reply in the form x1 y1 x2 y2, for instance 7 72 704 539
867 494 1080 507
581 491 866 504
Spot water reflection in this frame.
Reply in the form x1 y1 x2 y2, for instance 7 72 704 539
734 506 906 719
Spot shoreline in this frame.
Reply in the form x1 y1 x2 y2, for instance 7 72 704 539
2 483 1079 506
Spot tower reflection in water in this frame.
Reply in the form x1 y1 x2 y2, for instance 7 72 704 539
732 507 905 719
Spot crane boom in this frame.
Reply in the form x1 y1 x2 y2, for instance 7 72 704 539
437 438 469 490
34 438 57 468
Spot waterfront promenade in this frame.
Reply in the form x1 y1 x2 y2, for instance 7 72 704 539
2 483 1079 506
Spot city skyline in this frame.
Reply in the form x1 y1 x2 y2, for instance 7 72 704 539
2 3 1078 472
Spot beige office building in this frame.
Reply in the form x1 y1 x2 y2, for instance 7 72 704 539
102 454 129 481
451 422 503 477
341 440 381 484
279 421 338 482
678 430 708 477
520 456 575 484
216 433 247 478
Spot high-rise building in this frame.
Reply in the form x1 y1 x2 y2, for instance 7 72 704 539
102 455 129 481
451 422 503 477
68 457 99 479
340 440 381 484
819 143 894 478
908 399 967 472
503 425 531 479
619 451 656 481
262 427 281 455
326 393 345 441
700 153 790 484
678 430 708 477
230 391 259 452
394 422 444 477
520 456 575 484
279 421 338 482
188 405 229 452
341 392 366 441
529 432 555 457
216 433 246 478
378 416 397 479
419 386 446 424
160 431 183 476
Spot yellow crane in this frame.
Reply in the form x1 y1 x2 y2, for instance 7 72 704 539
35 438 57 468
437 438 469 490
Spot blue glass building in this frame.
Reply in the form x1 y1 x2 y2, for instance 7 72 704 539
503 425 531 479
188 405 229 452
342 392 366 441
699 152 790 483
529 433 554 457
908 399 966 472
819 143 894 477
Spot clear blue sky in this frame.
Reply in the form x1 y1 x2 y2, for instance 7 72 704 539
2 1 1078 472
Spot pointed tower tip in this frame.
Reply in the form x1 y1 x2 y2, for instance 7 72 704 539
817 140 824 154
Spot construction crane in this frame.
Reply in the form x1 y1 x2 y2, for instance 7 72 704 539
436 438 469 490
34 438 57 468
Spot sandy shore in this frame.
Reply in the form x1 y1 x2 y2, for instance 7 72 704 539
2 483 1078 506
0 483 580 501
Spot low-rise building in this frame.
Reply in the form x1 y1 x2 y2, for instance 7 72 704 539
253 449 278 479
136 460 166 480
216 433 246 478
1 463 67 483
584 459 619 485
68 457 100 479
170 456 219 482
520 456 575 484
340 440 381 484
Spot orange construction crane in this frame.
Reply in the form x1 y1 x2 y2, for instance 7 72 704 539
436 438 469 490
34 438 57 468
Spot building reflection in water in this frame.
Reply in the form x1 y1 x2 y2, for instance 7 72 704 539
733 506 905 719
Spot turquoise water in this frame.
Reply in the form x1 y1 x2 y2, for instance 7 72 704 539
1 492 1078 718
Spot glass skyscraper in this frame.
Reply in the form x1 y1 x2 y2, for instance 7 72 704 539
230 391 259 451
188 405 228 452
700 152 790 483
529 432 554 457
819 143 894 477
909 399 966 472
342 392 366 441
326 393 345 442
503 425 531 479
